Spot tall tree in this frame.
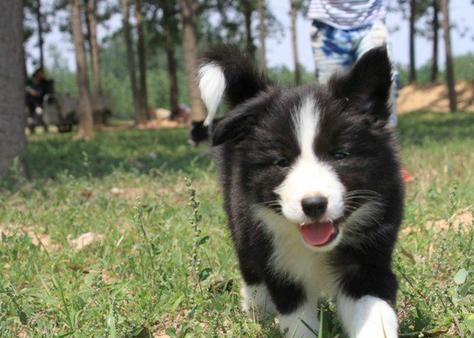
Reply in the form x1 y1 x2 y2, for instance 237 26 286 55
257 0 266 73
441 0 457 112
35 0 45 68
135 0 149 122
431 0 439 82
69 0 94 138
408 0 417 83
290 0 301 84
24 0 52 68
178 0 205 122
0 0 27 178
160 0 180 118
85 0 103 122
239 0 256 60
120 0 142 124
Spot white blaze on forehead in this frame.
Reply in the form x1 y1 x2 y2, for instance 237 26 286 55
275 96 346 226
293 97 320 156
198 62 226 126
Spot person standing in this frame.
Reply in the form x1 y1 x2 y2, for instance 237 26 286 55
308 0 399 124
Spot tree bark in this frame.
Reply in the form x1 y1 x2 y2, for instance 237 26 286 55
135 0 149 123
431 0 439 83
241 1 256 60
86 0 104 124
86 0 101 95
35 0 45 69
69 0 94 139
409 0 417 83
290 0 301 84
162 0 180 119
257 0 266 74
120 0 141 124
178 0 205 122
166 44 180 119
441 0 457 112
0 0 27 178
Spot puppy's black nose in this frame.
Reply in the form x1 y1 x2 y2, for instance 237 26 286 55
301 196 328 219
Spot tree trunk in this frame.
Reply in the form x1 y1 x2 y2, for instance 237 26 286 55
69 0 94 139
431 0 439 83
162 0 180 119
165 40 179 119
179 0 205 122
408 0 416 83
257 0 266 73
242 0 256 60
35 0 45 69
135 0 149 123
290 0 301 84
441 0 457 112
86 0 104 123
120 0 141 124
0 0 27 178
86 0 101 95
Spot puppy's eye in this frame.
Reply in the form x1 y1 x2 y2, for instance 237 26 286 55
333 150 350 160
273 157 290 168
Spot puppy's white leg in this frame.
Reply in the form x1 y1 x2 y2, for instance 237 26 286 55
337 294 398 338
279 301 319 338
241 283 276 321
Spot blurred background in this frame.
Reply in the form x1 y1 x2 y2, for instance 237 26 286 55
19 0 474 129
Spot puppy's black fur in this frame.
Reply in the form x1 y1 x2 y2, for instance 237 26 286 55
201 45 404 334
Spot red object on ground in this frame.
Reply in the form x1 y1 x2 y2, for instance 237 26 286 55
401 168 414 183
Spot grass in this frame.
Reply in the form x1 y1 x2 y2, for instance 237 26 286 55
1 112 473 337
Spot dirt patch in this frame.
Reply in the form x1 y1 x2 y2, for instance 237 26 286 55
152 310 188 338
68 232 104 251
425 207 473 234
397 80 474 114
138 119 186 130
110 187 146 199
401 207 473 236
0 224 62 252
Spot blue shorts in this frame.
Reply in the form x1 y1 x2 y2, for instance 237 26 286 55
311 20 399 121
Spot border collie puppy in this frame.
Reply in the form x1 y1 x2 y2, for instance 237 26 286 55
198 46 404 338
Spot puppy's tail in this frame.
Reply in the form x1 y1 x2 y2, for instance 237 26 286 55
198 45 269 126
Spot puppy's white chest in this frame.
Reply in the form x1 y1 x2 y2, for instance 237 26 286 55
265 222 339 299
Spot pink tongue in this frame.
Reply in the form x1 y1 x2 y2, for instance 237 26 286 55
299 222 335 246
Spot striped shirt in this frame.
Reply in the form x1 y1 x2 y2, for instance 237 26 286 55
307 0 386 29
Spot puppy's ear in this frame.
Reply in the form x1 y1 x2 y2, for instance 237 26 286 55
211 107 256 146
329 47 392 120
198 45 269 125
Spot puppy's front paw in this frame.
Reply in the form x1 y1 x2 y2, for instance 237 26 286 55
338 295 398 338
278 302 319 338
241 284 276 321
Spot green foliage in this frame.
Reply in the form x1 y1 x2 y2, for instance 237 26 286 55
23 0 53 46
47 30 316 119
46 44 77 95
268 65 316 86
397 53 474 87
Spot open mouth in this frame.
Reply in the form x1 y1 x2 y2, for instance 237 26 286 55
297 221 339 247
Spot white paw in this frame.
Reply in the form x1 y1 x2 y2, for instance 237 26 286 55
241 283 276 321
279 302 319 338
338 294 398 338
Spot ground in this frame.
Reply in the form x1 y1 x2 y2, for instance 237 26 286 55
0 112 473 337
397 81 474 114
